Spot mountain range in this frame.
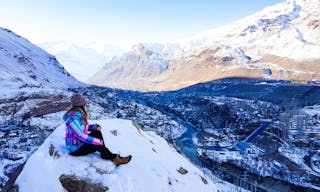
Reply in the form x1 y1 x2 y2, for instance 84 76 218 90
38 41 125 82
88 0 320 91
0 26 234 191
1 0 320 191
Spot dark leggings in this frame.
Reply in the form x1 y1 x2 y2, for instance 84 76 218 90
70 130 117 160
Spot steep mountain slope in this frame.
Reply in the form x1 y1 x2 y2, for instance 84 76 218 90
0 28 84 93
16 119 226 192
89 43 182 90
0 27 85 190
39 41 124 82
89 0 320 91
0 27 86 124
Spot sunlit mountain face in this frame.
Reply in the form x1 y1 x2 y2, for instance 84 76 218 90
89 0 320 91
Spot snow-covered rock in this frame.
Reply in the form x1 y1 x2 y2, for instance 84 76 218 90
16 119 221 192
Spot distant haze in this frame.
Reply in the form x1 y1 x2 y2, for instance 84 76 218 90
0 0 282 50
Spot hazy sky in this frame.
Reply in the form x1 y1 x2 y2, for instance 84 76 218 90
0 0 283 49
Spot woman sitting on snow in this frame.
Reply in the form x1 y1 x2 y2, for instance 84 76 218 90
63 93 132 166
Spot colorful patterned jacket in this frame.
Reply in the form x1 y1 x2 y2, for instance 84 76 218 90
63 109 103 153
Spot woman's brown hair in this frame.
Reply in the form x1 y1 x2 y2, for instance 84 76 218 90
65 105 89 125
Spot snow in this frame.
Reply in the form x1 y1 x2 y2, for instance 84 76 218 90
310 152 320 174
0 27 84 91
303 105 320 116
38 41 125 82
279 145 319 175
177 0 319 60
16 119 223 192
24 111 66 131
89 0 320 91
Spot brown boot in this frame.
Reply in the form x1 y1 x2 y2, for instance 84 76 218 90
113 154 132 166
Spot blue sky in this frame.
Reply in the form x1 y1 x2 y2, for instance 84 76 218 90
0 0 283 49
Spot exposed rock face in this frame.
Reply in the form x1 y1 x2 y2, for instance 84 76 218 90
0 92 70 123
88 43 171 90
0 163 24 192
59 174 108 192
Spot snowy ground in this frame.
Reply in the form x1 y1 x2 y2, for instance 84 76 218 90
16 119 234 192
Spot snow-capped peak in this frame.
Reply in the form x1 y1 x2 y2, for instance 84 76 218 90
16 119 220 192
89 0 320 91
175 0 311 52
